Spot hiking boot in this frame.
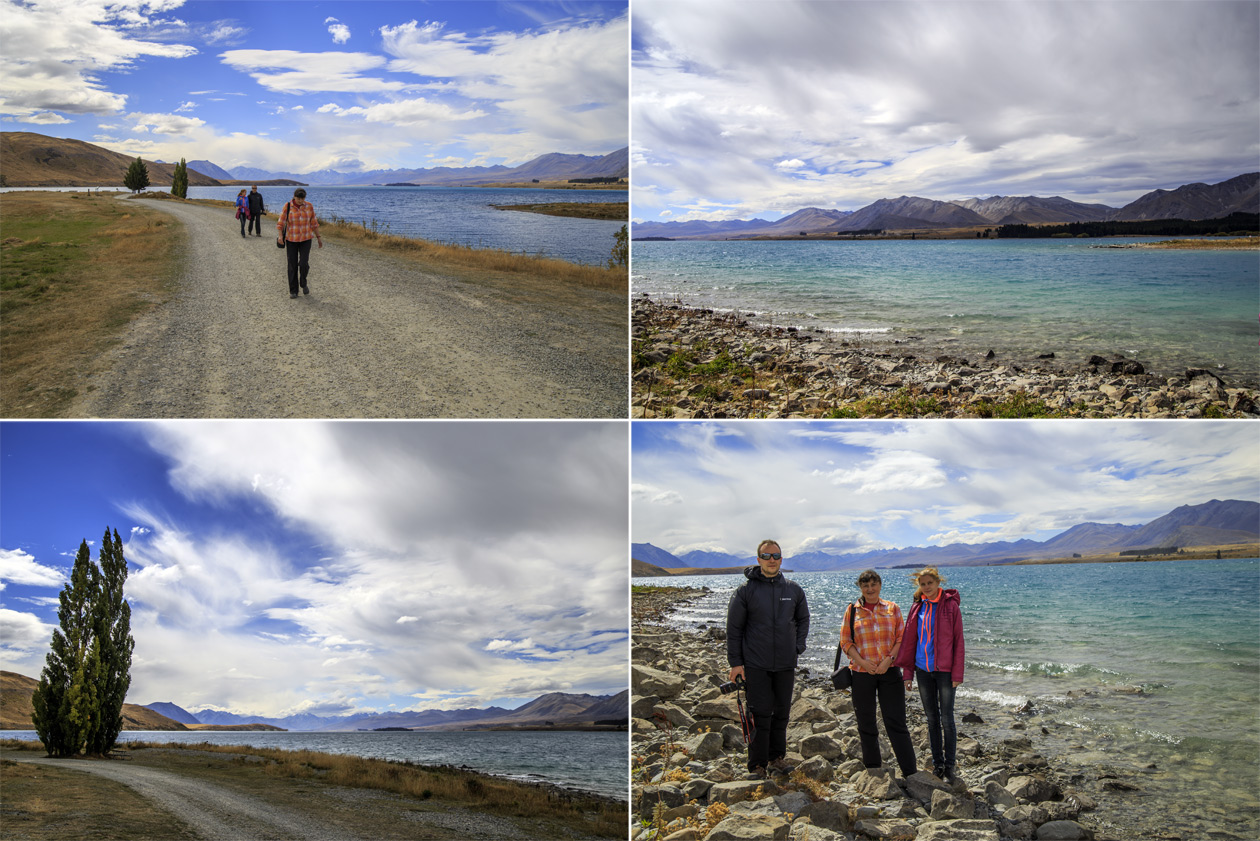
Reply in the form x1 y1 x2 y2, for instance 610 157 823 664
744 766 767 780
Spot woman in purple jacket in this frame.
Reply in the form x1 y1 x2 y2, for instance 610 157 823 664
895 566 964 782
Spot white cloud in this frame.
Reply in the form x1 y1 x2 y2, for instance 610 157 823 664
219 50 406 94
0 608 55 656
319 98 485 126
127 111 206 135
0 548 65 588
325 17 351 45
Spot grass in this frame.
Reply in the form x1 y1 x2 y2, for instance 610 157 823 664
490 202 628 221
1 191 179 417
1 738 627 839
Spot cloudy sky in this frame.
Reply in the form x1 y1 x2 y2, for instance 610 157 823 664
1 421 628 718
632 421 1260 558
631 0 1260 223
1 0 628 175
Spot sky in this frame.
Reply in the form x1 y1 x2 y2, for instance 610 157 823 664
0 0 628 175
631 0 1260 223
0 421 628 719
632 420 1260 559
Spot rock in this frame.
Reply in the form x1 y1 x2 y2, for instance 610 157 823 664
706 814 790 840
904 769 952 804
633 665 686 699
800 800 851 832
799 732 845 761
853 767 902 800
853 818 917 838
1036 820 1092 840
789 696 834 725
655 703 697 729
962 711 985 723
662 829 701 841
985 780 1018 808
1007 775 1059 802
682 731 725 761
788 823 847 841
916 819 1001 841
637 783 686 817
1110 360 1144 375
632 694 660 719
709 780 779 805
694 696 742 721
795 755 835 782
931 788 976 819
1005 805 1049 825
772 791 812 818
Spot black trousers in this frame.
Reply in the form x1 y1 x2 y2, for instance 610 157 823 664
248 211 264 235
851 669 917 777
285 239 312 294
743 667 794 771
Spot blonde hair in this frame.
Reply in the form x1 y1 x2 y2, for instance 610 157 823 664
756 539 781 556
911 566 946 601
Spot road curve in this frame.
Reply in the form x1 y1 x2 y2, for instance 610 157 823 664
70 197 625 418
9 755 370 841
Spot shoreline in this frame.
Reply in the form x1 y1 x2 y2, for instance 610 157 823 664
632 294 1259 418
631 586 1255 841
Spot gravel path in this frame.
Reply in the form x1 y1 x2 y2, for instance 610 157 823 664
10 755 370 841
71 198 626 418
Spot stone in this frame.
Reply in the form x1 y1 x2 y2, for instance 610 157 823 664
1036 820 1091 840
772 791 812 818
789 824 846 841
655 703 697 729
853 767 902 800
916 819 1001 841
662 829 701 841
1007 775 1059 802
694 696 742 721
904 769 952 804
795 755 835 782
789 696 834 725
1005 805 1049 825
799 732 845 761
800 800 851 832
631 694 660 719
709 780 779 805
637 783 686 817
683 731 725 761
633 665 686 699
706 814 790 840
853 818 916 839
985 780 1018 808
931 788 976 820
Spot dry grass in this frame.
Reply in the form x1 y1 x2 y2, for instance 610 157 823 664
490 202 628 221
1 191 179 417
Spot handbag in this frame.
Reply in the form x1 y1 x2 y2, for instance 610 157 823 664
276 202 289 248
829 601 859 690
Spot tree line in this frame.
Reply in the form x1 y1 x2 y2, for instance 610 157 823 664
122 156 189 197
995 212 1258 239
32 528 134 758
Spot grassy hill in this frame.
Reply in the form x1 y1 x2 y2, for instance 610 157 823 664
0 132 222 188
1 670 188 731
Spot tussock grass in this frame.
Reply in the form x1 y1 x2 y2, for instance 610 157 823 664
1 191 178 417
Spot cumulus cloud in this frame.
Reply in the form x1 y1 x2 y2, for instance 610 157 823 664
325 17 350 45
128 111 206 135
0 548 65 589
318 98 485 126
219 50 405 94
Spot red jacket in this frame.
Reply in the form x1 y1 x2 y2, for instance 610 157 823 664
894 588 964 684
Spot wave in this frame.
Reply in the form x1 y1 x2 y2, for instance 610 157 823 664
970 659 1123 678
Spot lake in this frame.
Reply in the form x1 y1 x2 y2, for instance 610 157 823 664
640 558 1260 839
631 239 1260 387
4 728 627 800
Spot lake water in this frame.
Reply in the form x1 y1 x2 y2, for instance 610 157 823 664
190 185 626 266
5 728 627 800
631 239 1260 386
640 559 1260 838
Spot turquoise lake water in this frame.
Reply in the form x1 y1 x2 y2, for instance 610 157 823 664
642 559 1260 836
631 239 1260 386
4 729 627 799
189 185 626 266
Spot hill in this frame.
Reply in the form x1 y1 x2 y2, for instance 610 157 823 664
1 671 188 731
0 132 221 188
633 173 1260 238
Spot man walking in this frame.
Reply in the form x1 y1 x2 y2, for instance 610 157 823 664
247 186 266 236
726 539 810 778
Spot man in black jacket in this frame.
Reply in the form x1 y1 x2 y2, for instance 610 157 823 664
726 539 810 776
247 186 266 236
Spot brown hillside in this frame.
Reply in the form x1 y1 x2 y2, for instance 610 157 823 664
1 670 188 731
1 132 221 188
631 558 672 577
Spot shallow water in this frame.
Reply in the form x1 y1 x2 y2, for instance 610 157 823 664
631 239 1259 386
642 559 1260 837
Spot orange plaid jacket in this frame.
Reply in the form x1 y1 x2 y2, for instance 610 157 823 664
279 200 320 242
839 598 904 673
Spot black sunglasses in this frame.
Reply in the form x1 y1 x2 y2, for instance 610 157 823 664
758 552 782 560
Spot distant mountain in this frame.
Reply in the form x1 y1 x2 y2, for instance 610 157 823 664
143 701 201 725
186 159 235 181
633 173 1259 238
1 132 222 188
1112 173 1259 221
230 147 628 187
638 499 1258 573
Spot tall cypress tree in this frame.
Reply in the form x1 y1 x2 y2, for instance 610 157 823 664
123 157 150 193
86 528 133 755
170 159 188 198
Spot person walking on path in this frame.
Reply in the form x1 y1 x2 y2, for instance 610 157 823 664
246 186 266 237
839 569 918 780
895 566 965 782
277 188 322 299
726 539 810 778
234 189 250 238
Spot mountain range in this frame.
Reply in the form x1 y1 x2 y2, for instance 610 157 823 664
0 132 627 188
633 173 1259 239
632 499 1260 574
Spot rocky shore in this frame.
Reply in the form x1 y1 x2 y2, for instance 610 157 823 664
632 296 1259 419
632 587 1151 841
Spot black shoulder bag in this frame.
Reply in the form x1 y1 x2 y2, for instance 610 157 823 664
829 601 859 690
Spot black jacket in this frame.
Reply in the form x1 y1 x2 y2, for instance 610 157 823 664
727 565 810 672
247 191 266 215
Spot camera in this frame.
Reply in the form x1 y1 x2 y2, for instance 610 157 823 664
718 676 745 695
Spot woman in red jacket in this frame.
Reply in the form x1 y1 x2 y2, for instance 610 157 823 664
895 566 965 782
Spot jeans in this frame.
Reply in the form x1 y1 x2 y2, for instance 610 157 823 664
743 667 794 771
285 239 313 294
916 668 957 770
850 669 917 777
239 212 248 236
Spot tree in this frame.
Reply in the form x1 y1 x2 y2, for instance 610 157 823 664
123 157 150 193
170 158 188 199
31 529 134 758
608 224 628 269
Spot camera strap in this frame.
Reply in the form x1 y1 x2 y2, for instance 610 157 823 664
736 686 755 746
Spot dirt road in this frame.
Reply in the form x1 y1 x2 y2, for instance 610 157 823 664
70 198 625 418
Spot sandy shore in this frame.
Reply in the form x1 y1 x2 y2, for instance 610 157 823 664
632 295 1259 419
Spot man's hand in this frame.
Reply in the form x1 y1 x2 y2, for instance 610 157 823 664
728 665 745 683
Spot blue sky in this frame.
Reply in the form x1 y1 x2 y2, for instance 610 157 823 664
632 421 1260 558
1 0 628 175
1 421 628 718
631 0 1260 223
